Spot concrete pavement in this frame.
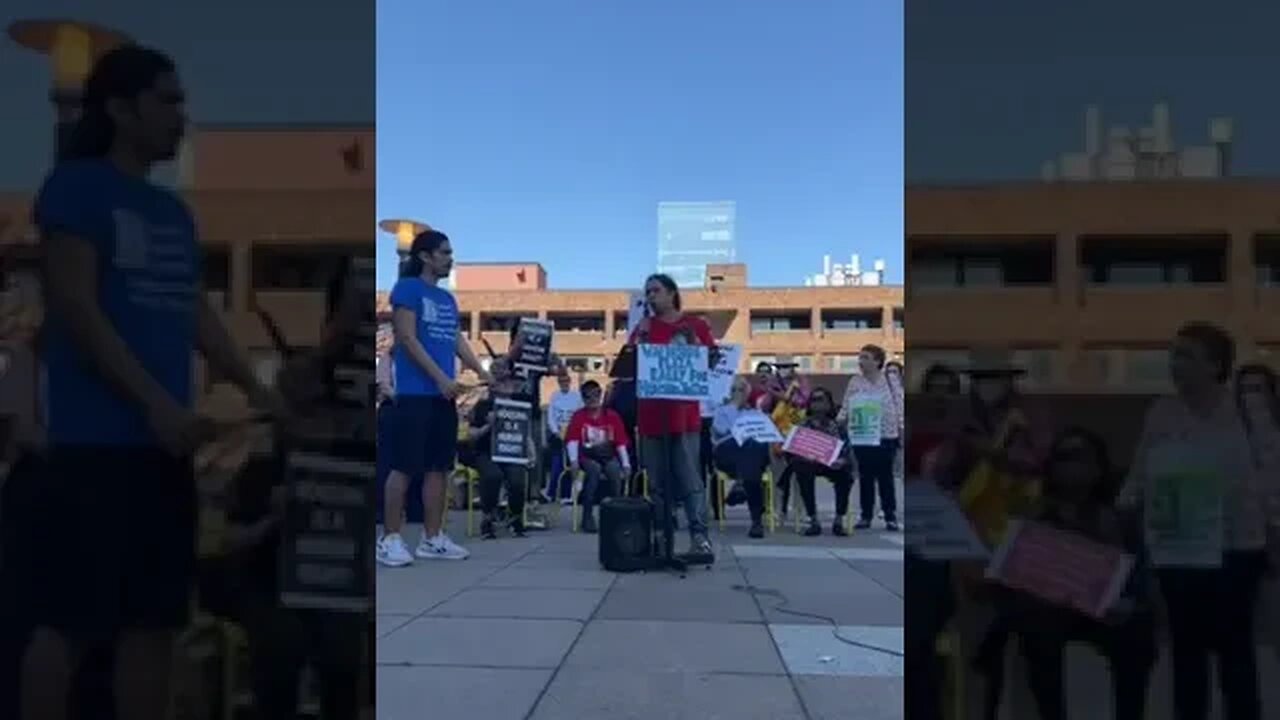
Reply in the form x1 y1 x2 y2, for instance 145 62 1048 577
376 501 904 720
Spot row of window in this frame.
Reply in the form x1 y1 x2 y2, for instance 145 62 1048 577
203 244 369 293
908 234 1280 289
464 311 903 334
906 347 1280 391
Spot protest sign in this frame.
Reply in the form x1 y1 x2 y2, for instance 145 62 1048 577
513 318 554 374
846 392 884 446
1144 443 1224 567
985 519 1134 619
492 397 534 465
636 343 710 400
704 343 742 407
782 426 846 467
731 410 785 445
278 451 375 613
626 291 650 335
904 481 989 560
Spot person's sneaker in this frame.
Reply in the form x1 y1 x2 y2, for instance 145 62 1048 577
748 520 765 539
560 497 574 507
832 518 849 537
855 518 873 530
691 534 715 561
376 533 414 567
885 519 901 532
540 490 555 504
803 518 821 537
581 512 597 534
480 516 497 540
416 533 470 560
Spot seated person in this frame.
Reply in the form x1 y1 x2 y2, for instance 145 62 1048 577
197 435 365 720
710 377 772 538
990 427 1155 720
785 387 854 537
563 380 631 533
468 358 536 539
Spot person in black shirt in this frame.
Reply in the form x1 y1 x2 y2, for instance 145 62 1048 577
468 357 536 538
195 255 372 719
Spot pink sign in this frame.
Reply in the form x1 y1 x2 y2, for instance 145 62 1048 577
985 519 1134 619
782 426 846 467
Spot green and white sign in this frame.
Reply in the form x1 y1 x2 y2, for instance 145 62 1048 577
1144 444 1224 568
847 392 883 447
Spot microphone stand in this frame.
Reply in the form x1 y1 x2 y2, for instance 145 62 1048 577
656 415 687 576
612 344 685 576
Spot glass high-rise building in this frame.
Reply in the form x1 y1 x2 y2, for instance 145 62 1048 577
656 201 737 288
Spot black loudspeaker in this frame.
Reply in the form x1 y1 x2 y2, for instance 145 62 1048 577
599 497 655 572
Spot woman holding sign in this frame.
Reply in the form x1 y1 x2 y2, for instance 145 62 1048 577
788 387 854 536
995 427 1156 720
711 378 774 538
838 344 904 531
1118 323 1266 720
628 273 717 559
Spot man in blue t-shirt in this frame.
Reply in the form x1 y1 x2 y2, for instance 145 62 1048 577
15 45 290 720
377 229 492 566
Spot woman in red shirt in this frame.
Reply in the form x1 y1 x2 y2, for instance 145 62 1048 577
564 380 631 533
627 273 718 559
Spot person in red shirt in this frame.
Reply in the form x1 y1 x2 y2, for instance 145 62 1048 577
749 362 778 411
564 380 631 533
627 273 718 558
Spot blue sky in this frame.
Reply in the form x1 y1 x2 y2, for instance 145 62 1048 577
375 0 904 291
907 1 1280 182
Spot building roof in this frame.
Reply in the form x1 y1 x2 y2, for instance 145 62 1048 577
908 179 1280 235
0 189 372 243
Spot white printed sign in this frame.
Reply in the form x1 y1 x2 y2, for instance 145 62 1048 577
904 481 989 560
626 292 650 335
636 344 710 400
703 343 742 414
731 411 784 446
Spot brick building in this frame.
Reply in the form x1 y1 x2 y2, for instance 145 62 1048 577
907 180 1280 392
375 259 904 398
0 124 374 424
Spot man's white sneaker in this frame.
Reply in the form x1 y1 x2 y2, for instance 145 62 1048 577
416 533 470 560
376 533 414 567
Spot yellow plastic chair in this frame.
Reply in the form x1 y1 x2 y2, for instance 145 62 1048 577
715 470 775 533
621 467 648 498
176 613 248 720
456 464 483 537
936 627 965 720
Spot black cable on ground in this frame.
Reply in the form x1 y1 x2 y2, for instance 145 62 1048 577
733 570 904 658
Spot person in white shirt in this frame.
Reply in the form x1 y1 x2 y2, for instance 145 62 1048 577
1118 322 1266 720
543 370 583 504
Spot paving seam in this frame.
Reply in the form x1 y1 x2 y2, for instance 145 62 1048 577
519 558 620 720
376 661 793 678
735 548 817 720
835 554 904 601
380 541 551 635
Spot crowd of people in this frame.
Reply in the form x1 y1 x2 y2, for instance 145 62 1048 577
906 322 1280 720
374 231 906 568
1 44 376 720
